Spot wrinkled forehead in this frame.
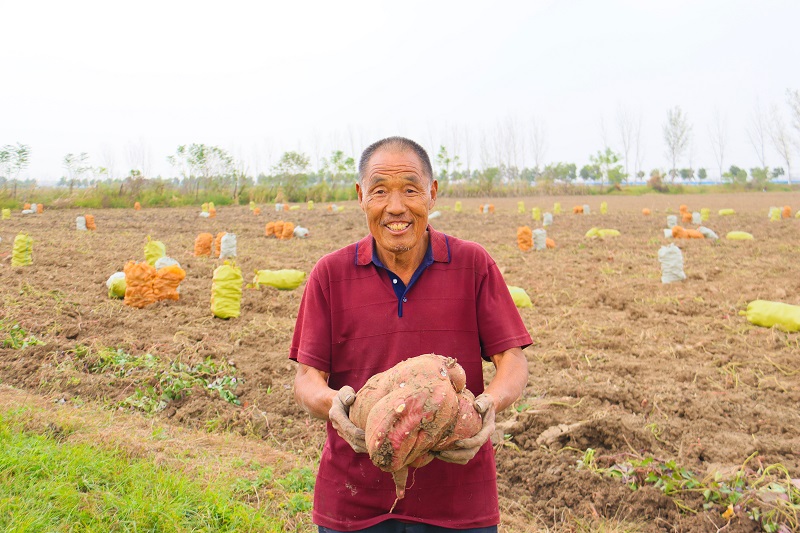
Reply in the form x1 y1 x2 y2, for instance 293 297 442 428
364 148 430 182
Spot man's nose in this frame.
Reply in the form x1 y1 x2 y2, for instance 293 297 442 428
386 190 405 213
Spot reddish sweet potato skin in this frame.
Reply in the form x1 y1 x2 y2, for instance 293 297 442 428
433 388 483 450
348 354 482 500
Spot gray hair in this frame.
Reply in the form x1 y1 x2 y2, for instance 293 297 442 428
358 136 433 184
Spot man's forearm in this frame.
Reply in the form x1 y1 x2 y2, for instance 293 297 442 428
484 347 529 413
294 363 337 420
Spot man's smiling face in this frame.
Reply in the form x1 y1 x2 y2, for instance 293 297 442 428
357 148 438 260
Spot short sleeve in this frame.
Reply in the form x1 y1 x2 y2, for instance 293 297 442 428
476 259 533 359
289 269 333 372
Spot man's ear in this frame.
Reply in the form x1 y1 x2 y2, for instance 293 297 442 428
356 182 364 209
428 179 438 209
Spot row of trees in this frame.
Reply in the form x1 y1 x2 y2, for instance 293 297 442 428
4 90 800 201
10 143 795 205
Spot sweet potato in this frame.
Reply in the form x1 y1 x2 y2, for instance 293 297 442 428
349 354 480 501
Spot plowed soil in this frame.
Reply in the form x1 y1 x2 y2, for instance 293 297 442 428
1 191 799 532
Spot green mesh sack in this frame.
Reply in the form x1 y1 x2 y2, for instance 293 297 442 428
253 269 306 290
144 236 166 266
740 300 800 332
211 262 243 319
106 272 126 299
507 285 532 309
12 234 33 267
1 208 10 220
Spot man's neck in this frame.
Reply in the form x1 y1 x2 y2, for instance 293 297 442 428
376 231 429 284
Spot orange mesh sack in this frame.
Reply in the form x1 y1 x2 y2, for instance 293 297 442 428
642 208 651 216
36 204 44 214
253 207 261 216
194 233 213 256
214 232 226 257
783 206 792 219
134 202 141 211
573 205 584 214
273 221 285 238
679 204 688 214
24 203 31 210
209 207 217 218
153 265 186 301
283 204 290 212
84 214 97 230
685 229 704 239
671 225 688 239
546 238 556 249
489 204 495 214
123 261 158 308
265 222 276 237
681 212 692 223
280 222 295 240
517 226 532 252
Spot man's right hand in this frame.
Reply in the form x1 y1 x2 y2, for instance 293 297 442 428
328 386 367 453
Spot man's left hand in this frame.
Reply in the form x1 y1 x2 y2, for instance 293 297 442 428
435 393 496 465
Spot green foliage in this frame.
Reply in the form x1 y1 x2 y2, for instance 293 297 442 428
750 167 772 188
276 467 316 493
167 144 235 200
0 320 43 349
589 148 626 185
69 345 241 413
125 358 242 413
698 168 707 181
436 146 461 184
580 164 599 181
0 413 285 531
476 167 500 194
577 449 800 531
540 162 577 182
723 165 748 184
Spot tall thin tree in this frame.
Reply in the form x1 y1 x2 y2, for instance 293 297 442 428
768 104 793 184
746 99 769 168
708 108 728 181
663 106 692 182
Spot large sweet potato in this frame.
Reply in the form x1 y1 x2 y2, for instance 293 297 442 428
349 354 481 501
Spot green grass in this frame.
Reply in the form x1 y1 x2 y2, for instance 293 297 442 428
0 412 289 532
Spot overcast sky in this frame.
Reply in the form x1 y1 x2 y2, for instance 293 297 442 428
2 0 799 183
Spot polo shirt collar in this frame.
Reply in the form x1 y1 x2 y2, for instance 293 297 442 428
356 225 450 266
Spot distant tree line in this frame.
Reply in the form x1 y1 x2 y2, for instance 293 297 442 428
3 89 800 204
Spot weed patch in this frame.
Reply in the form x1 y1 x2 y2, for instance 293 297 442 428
0 320 43 350
577 449 800 532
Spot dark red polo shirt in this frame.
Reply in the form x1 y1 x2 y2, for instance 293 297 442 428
290 226 532 531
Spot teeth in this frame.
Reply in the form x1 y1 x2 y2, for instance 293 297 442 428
387 223 408 231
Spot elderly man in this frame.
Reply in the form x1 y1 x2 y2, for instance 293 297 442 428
291 136 531 532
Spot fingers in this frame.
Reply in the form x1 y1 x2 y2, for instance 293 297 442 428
473 392 494 414
434 448 475 465
454 407 495 449
339 425 367 453
338 385 356 406
329 387 367 453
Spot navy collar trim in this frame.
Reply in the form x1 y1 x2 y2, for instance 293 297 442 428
355 225 450 266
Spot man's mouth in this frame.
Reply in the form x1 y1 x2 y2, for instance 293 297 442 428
385 222 410 232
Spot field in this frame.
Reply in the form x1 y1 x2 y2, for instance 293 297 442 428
1 191 799 532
